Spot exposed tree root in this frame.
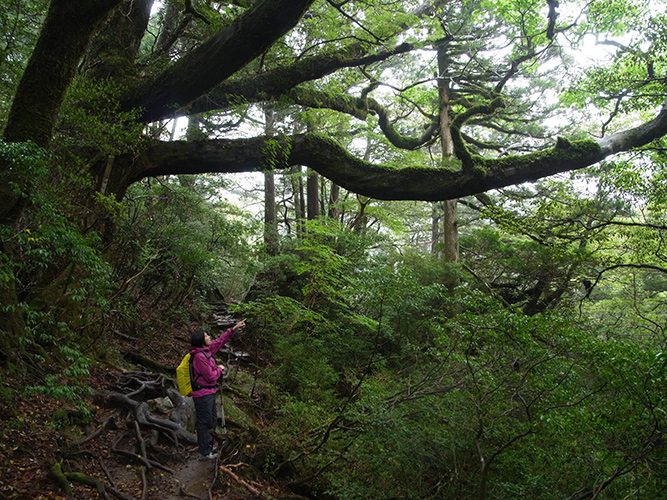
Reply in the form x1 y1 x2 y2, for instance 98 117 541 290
48 371 199 498
74 414 120 446
64 471 139 500
64 451 118 488
48 459 74 499
44 368 277 500
93 388 196 448
49 458 139 500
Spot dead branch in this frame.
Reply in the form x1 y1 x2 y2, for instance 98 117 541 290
139 466 148 500
109 252 158 301
110 444 174 475
219 464 268 499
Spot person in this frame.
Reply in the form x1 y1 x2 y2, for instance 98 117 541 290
189 318 246 459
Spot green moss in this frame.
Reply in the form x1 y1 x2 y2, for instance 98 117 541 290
483 138 601 171
261 134 292 171
224 398 259 436
471 163 488 176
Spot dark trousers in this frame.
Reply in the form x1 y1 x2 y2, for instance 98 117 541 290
193 393 217 455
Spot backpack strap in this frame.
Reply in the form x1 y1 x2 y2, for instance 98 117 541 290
189 352 217 391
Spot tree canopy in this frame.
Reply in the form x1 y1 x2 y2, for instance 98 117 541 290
2 0 667 217
3 2 667 498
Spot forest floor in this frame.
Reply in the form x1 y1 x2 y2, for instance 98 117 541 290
0 319 294 500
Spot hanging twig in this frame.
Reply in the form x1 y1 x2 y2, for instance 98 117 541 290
109 252 159 301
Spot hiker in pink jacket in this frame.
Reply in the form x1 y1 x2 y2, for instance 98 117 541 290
189 318 246 459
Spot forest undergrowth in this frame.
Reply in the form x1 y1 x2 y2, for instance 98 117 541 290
0 309 301 500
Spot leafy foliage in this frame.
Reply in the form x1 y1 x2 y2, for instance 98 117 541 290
3 1 667 499
107 174 258 330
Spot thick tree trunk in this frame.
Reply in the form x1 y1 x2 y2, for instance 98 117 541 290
0 0 123 222
3 0 122 146
83 0 153 79
0 0 123 365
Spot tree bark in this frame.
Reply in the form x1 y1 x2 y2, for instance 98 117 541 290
111 123 634 203
0 0 123 361
431 204 441 256
83 0 153 79
265 172 278 253
328 182 340 221
122 0 316 123
437 43 459 267
307 170 319 220
0 0 123 222
3 0 122 146
264 108 279 255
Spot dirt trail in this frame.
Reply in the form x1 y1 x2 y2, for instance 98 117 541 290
103 447 224 500
170 455 218 498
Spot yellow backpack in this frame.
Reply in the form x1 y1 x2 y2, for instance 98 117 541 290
176 352 216 396
176 353 194 396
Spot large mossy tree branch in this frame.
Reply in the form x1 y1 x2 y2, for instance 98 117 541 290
121 0 316 122
115 133 599 200
112 100 667 200
179 42 413 118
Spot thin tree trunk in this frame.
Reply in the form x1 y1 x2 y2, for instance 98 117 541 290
437 42 459 268
328 182 340 220
431 203 441 256
307 170 319 220
265 172 278 253
291 166 305 237
264 108 279 254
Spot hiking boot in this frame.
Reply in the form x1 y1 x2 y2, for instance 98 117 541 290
199 452 218 460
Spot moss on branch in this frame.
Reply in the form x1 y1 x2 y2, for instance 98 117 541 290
482 138 602 173
119 132 605 202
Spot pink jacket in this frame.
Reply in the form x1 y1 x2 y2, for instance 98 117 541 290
189 328 234 398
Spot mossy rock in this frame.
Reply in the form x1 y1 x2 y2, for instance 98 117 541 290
224 398 259 437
